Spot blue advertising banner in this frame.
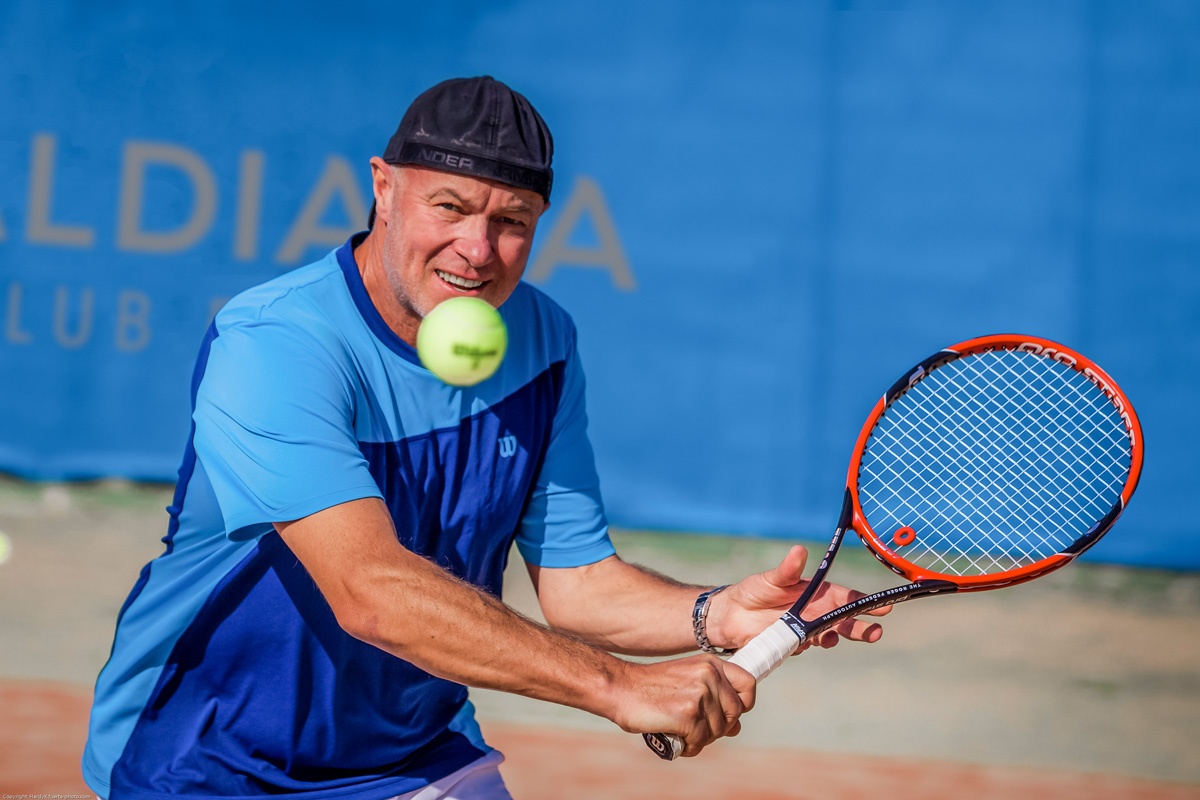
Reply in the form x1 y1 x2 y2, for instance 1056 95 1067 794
2 2 1197 568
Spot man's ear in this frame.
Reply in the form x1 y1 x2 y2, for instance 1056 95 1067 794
368 157 394 225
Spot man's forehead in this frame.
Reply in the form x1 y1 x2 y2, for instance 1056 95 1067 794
397 165 542 209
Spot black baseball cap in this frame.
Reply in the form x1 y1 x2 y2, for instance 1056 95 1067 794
369 76 554 227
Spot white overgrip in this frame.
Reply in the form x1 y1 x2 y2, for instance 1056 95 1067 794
727 618 802 681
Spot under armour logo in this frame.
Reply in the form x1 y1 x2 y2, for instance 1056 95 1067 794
498 435 518 458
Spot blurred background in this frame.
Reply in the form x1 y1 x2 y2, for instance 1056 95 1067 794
2 1 1199 797
2 0 1197 566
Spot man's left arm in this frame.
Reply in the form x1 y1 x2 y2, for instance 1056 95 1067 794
525 325 886 657
528 544 888 656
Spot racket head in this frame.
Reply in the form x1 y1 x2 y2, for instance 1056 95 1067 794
847 334 1143 590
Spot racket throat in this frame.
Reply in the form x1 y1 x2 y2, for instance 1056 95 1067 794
781 611 810 644
781 490 858 647
792 489 857 617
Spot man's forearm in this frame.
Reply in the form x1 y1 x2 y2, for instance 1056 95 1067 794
277 499 629 721
530 556 718 656
351 542 630 710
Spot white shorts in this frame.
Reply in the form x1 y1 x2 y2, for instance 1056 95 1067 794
387 750 511 800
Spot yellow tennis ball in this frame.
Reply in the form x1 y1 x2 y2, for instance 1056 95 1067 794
417 297 508 386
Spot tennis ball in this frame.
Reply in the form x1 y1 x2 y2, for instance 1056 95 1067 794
0 531 10 566
417 297 508 386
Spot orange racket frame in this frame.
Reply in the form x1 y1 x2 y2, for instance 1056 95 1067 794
846 333 1143 590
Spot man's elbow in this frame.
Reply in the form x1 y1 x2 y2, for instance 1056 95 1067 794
328 588 408 653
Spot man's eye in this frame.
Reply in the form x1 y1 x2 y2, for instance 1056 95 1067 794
497 216 526 227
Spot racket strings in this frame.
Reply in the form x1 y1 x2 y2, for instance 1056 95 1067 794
881 361 1123 573
857 348 1132 578
917 359 1120 560
883 355 1126 571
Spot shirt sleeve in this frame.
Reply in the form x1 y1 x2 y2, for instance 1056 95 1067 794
193 313 383 540
514 328 616 568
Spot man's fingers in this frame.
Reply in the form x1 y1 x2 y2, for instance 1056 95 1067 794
766 544 810 590
723 661 756 712
814 582 894 618
862 599 893 617
674 656 751 757
855 620 885 642
815 630 840 648
827 617 884 645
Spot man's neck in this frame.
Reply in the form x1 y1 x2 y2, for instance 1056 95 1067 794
352 229 421 347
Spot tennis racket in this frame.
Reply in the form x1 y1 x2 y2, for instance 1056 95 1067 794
644 333 1143 760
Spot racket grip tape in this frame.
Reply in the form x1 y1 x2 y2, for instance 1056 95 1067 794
727 618 802 681
642 618 802 760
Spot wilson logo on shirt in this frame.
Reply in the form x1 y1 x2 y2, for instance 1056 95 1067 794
498 435 518 458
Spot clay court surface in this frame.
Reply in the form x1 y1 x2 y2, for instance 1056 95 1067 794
2 478 1198 799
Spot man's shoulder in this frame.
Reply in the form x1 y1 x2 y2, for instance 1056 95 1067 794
504 281 576 334
495 282 580 380
216 251 348 331
206 250 364 374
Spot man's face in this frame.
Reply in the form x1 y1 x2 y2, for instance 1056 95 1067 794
371 162 546 336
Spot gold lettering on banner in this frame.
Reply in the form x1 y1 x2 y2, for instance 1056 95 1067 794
52 285 94 349
527 176 636 290
118 141 218 253
115 290 152 351
234 149 265 261
5 283 34 344
27 133 96 247
275 156 368 264
7 136 635 302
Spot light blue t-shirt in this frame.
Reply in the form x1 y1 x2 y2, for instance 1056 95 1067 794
83 233 615 800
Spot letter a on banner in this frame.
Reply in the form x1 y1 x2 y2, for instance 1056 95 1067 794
275 156 369 264
527 176 636 290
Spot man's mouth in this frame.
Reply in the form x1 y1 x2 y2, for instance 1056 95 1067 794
436 270 485 291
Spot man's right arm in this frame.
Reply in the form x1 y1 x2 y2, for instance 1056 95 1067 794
274 497 755 757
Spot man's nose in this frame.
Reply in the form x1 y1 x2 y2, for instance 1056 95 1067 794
456 216 494 267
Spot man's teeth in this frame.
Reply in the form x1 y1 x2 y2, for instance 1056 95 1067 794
437 270 484 289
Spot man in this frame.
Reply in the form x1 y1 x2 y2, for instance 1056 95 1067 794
84 76 886 799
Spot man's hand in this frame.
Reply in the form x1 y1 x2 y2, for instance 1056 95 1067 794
607 655 755 757
706 544 890 652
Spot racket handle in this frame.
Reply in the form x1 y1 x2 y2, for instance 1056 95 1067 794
643 731 683 760
643 619 802 761
727 618 802 681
